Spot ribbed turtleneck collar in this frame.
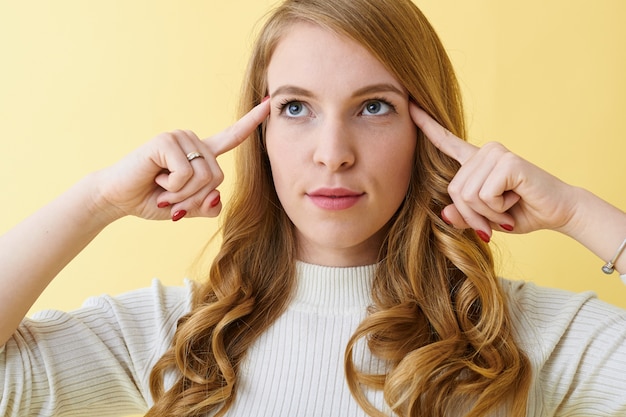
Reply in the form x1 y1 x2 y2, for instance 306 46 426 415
291 261 376 315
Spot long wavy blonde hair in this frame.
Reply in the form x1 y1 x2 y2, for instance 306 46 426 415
146 0 531 416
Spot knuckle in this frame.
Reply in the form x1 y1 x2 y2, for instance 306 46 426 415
183 129 198 139
477 191 502 212
169 129 187 139
213 169 225 185
447 182 460 197
192 167 212 183
156 131 175 142
460 188 475 202
477 188 491 202
500 149 520 166
204 164 225 186
482 141 506 152
192 166 224 188
177 165 194 180
157 131 183 147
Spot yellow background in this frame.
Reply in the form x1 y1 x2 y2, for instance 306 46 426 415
0 2 624 415
1 0 625 332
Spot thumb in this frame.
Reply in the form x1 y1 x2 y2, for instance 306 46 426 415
441 204 470 229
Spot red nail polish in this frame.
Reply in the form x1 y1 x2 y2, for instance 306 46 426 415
262 95 270 103
172 210 187 222
157 201 170 208
500 224 514 232
441 210 453 225
210 195 221 208
476 230 491 243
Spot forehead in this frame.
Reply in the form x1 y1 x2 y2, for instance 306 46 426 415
266 22 405 96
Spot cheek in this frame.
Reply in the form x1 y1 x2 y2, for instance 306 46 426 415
265 120 310 176
264 122 282 170
264 118 290 164
375 125 417 179
264 129 298 200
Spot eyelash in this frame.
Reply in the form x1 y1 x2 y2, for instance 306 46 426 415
364 96 397 115
278 98 304 115
277 97 397 117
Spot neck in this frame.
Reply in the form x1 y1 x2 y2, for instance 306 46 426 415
292 262 375 314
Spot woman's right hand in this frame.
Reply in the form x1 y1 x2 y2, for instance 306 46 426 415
0 99 270 346
92 99 270 223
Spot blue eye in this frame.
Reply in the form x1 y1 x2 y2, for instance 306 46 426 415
362 100 393 116
281 100 310 117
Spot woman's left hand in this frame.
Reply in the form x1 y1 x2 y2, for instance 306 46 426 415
410 103 579 242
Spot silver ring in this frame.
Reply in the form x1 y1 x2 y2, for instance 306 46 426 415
186 151 204 162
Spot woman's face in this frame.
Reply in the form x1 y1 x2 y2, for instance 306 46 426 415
265 22 417 267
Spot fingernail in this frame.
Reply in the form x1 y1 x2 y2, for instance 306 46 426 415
500 224 514 232
262 95 270 103
210 195 221 208
476 230 491 243
157 201 170 209
441 210 452 225
172 210 187 222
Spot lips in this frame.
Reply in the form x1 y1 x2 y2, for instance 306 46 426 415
306 187 364 210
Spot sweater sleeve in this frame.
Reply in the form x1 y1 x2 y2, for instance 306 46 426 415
0 279 193 417
504 279 626 416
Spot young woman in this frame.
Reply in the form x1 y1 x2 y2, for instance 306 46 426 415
2 0 626 416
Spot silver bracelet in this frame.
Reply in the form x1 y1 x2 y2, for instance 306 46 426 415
601 238 626 277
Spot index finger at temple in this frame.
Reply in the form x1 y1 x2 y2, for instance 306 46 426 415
409 103 477 164
205 99 271 156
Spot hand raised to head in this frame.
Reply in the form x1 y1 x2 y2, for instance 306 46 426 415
96 99 271 223
410 102 574 242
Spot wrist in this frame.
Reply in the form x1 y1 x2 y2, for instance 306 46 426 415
602 238 626 275
76 171 128 228
553 186 591 238
558 187 626 274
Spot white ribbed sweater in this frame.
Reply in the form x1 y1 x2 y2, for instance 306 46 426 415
2 262 626 416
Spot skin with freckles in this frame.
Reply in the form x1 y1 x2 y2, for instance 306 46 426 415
265 23 417 267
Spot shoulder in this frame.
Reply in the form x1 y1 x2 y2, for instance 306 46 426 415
32 278 195 335
70 279 195 360
78 278 195 318
28 278 196 357
2 280 196 415
500 278 626 351
27 279 196 378
501 278 626 415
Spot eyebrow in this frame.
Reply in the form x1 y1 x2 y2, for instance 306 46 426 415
270 83 406 99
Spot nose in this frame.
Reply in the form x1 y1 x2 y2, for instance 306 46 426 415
312 118 355 171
